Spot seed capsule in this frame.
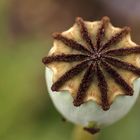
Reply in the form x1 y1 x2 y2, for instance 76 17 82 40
43 17 140 134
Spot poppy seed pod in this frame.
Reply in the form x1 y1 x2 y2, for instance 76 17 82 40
43 17 140 134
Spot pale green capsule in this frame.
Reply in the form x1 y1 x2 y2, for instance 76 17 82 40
46 67 140 128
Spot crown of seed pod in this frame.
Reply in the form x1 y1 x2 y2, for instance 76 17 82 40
42 16 140 134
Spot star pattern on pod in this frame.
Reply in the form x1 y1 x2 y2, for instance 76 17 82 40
42 17 140 111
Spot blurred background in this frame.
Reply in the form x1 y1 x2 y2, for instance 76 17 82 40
1 0 140 140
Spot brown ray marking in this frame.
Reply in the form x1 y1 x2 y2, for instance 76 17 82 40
96 63 110 111
73 63 96 106
101 61 134 96
96 16 110 50
52 32 92 54
51 60 91 91
84 127 100 135
104 56 140 76
76 17 95 52
42 54 89 64
103 46 140 56
99 26 131 52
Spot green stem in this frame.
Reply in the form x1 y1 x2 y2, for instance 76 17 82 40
71 125 99 140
